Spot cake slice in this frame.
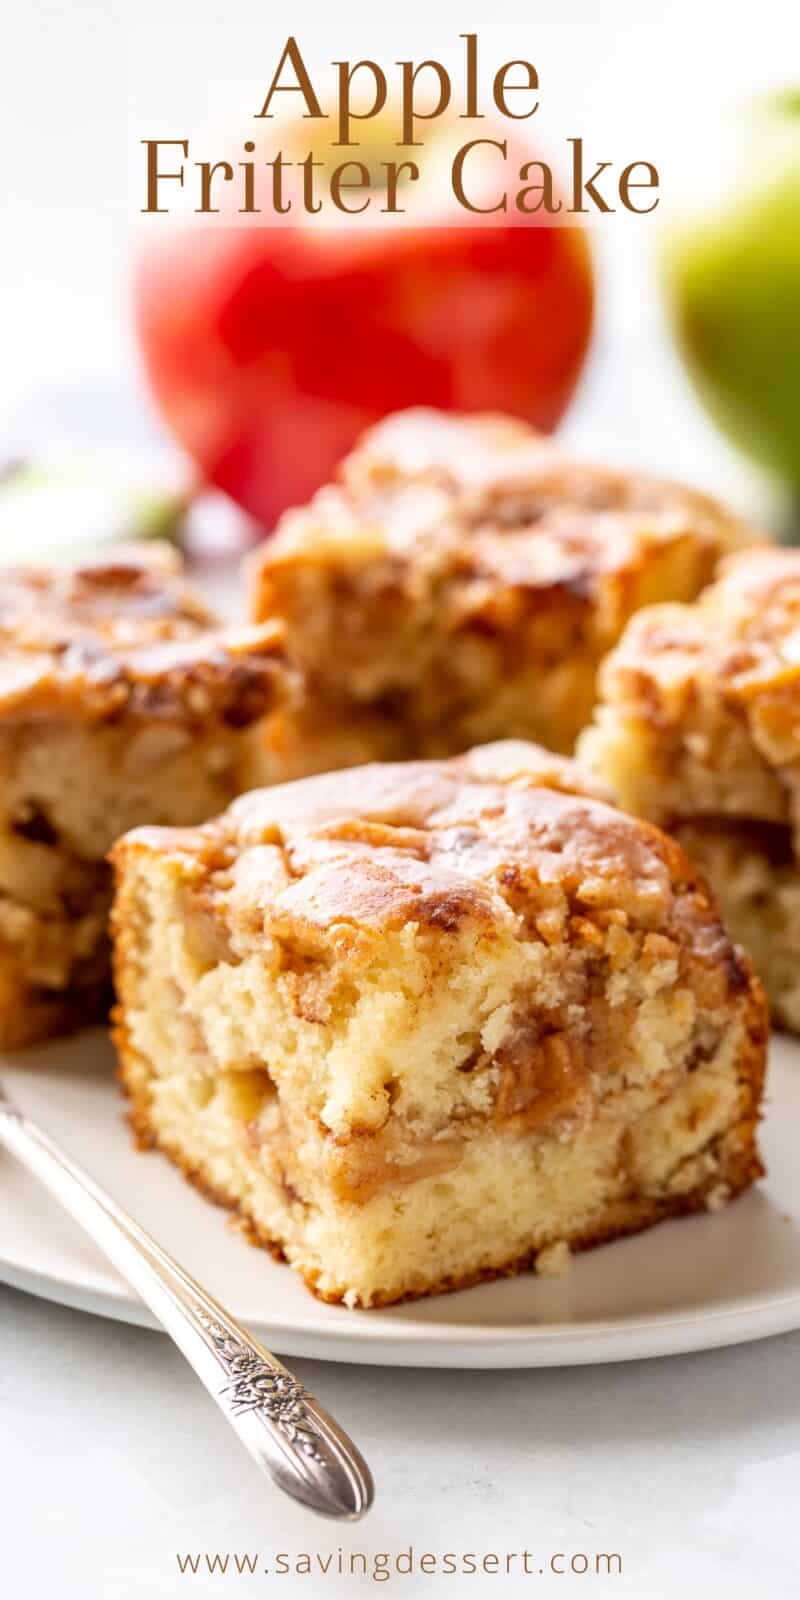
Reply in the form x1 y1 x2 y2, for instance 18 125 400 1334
581 545 800 1032
111 739 766 1308
250 407 757 778
0 544 290 1046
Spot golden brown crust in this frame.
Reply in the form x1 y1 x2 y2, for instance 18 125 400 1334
582 548 800 1033
111 740 755 983
0 543 211 661
0 544 295 1048
255 407 751 602
589 546 800 831
343 407 751 538
599 545 800 709
249 409 758 765
0 543 290 726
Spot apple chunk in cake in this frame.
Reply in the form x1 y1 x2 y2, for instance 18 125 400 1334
250 407 756 777
582 547 800 1032
111 739 766 1309
0 544 290 1046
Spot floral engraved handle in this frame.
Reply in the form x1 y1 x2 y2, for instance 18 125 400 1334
0 1084 372 1518
195 1306 324 1462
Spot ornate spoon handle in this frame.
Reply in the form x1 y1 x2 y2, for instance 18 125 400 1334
0 1089 373 1520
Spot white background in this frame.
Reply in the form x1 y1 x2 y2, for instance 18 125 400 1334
1 2 799 1595
1 0 796 508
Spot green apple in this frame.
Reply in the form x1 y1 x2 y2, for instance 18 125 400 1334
0 457 191 564
663 90 800 486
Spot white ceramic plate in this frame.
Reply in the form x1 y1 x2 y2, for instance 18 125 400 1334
2 1029 800 1369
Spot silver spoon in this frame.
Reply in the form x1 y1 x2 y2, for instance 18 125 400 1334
0 1081 373 1520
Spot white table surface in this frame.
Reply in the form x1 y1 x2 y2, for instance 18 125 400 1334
1 1279 797 1598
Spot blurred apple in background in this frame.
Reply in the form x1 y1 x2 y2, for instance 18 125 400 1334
663 90 800 494
134 117 593 532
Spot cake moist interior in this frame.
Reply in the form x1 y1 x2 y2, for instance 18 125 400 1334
111 743 766 1307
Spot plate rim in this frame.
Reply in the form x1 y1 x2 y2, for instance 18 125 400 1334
3 1032 800 1369
4 1241 800 1368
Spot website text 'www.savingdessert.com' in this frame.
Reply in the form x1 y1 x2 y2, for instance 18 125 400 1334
175 1548 624 1581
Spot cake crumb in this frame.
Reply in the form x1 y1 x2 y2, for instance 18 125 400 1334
705 1183 731 1214
111 733 765 1308
536 1240 572 1278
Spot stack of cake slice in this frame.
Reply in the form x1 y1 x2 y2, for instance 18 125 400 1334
0 420 772 1313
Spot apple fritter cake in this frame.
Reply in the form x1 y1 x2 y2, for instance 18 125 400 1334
111 739 766 1308
0 544 289 1045
251 407 756 777
582 546 800 1031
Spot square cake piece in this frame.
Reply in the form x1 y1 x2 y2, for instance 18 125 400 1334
582 546 800 1032
250 408 755 779
111 739 766 1308
0 544 289 1046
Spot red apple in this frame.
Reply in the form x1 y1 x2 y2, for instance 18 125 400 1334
134 123 594 530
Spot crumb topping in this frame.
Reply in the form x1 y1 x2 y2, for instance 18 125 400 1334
606 546 800 694
0 543 290 724
117 739 749 997
592 547 800 789
255 407 751 604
